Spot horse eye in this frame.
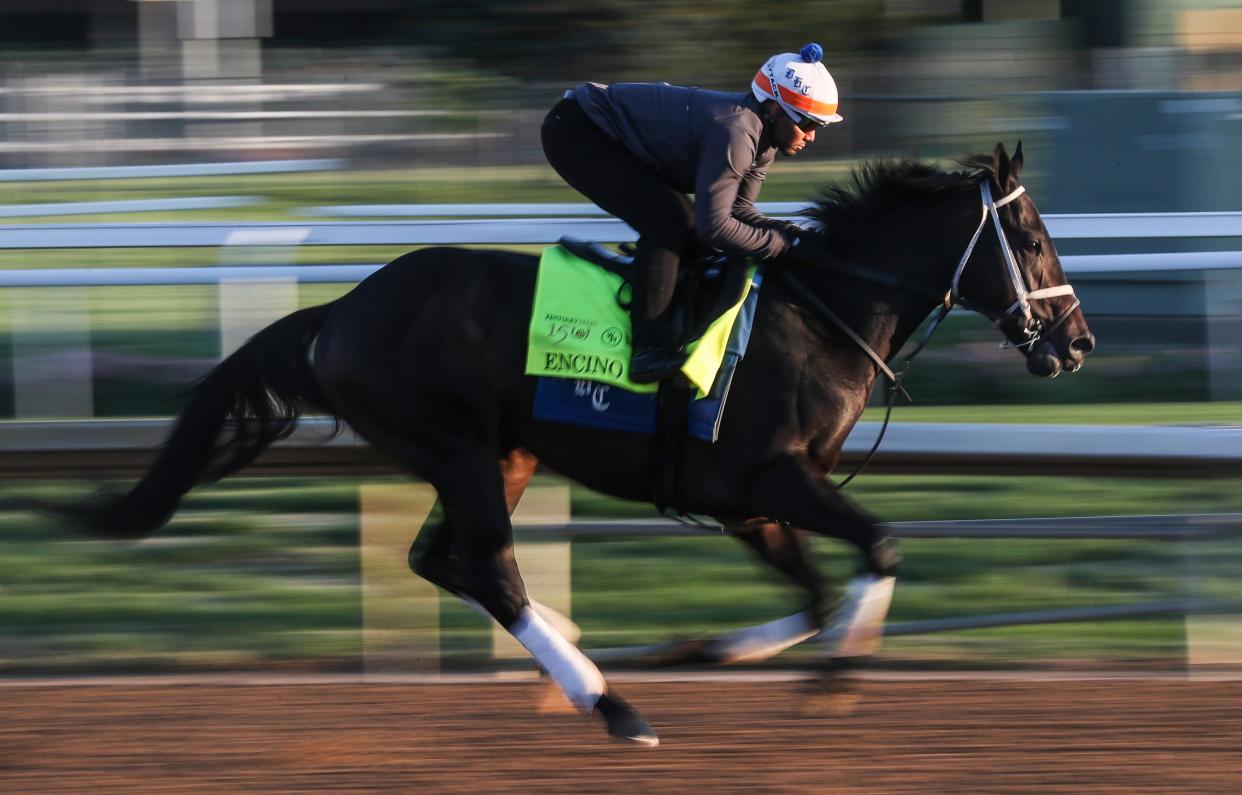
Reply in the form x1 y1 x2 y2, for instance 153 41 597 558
1025 239 1042 254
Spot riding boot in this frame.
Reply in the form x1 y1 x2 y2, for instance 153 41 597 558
630 319 686 384
628 244 685 385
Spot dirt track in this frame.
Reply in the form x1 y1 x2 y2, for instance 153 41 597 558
2 675 1239 794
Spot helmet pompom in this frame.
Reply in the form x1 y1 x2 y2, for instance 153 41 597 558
800 43 824 63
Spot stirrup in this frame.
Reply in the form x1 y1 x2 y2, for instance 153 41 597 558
629 346 686 385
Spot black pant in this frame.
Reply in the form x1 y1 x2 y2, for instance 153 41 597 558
541 97 695 348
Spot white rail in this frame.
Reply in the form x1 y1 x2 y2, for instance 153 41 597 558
1 211 1239 257
0 418 1235 479
293 202 1242 239
0 159 347 182
0 196 260 219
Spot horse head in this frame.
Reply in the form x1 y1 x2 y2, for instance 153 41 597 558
953 142 1096 377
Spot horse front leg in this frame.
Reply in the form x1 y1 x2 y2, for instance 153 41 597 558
664 519 824 665
747 454 902 662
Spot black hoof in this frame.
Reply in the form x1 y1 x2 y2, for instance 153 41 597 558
595 693 659 747
799 659 865 716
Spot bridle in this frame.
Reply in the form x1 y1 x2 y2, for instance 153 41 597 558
774 174 1082 487
949 180 1079 351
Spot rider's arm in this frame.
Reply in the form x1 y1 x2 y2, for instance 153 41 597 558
732 153 802 235
694 122 796 258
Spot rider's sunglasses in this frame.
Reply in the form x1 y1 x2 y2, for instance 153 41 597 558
795 113 827 133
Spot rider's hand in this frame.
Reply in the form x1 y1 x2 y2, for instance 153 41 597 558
784 229 830 267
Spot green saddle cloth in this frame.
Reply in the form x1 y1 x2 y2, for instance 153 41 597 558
525 245 753 396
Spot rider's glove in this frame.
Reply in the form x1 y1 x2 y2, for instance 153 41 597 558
784 228 830 267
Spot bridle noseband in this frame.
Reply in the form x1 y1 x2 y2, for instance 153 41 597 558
949 180 1079 351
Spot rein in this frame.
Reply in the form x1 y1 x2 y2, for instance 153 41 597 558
775 267 951 488
778 176 1074 488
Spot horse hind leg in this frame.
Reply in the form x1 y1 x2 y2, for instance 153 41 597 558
351 424 647 742
426 449 656 745
408 447 581 644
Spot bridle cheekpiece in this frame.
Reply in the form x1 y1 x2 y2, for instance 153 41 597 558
949 180 1078 350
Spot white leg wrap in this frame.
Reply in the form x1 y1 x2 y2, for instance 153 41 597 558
462 597 582 645
704 611 819 664
821 574 896 659
510 606 605 713
529 599 583 646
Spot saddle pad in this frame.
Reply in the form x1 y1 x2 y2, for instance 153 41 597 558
525 245 755 396
532 269 762 443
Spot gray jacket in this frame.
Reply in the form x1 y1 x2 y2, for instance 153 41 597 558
572 81 796 258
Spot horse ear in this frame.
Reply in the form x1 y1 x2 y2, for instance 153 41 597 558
1011 140 1024 180
992 142 1011 188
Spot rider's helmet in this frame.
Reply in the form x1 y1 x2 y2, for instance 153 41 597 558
751 43 843 127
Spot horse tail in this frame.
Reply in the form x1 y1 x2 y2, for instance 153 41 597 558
59 302 337 539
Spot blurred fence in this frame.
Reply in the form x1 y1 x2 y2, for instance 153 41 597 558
0 416 1238 480
1 200 1239 671
2 205 1241 248
362 484 1242 673
1 200 1241 415
0 200 1241 418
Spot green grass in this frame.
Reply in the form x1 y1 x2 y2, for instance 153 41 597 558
2 472 1237 673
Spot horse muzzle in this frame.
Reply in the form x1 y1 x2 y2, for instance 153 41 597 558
1027 331 1095 378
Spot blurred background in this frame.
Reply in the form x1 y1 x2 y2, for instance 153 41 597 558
1 0 1240 677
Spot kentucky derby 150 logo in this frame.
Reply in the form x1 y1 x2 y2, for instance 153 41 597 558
601 327 624 348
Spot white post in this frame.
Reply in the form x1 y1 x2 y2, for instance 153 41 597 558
217 278 298 356
9 287 94 419
217 227 307 356
1206 269 1242 402
493 485 574 659
359 483 441 674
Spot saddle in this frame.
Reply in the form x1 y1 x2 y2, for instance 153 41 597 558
555 236 757 516
558 236 753 350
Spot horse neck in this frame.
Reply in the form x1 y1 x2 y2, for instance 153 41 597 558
802 196 977 365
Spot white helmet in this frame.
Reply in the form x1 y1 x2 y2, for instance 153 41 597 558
751 43 843 126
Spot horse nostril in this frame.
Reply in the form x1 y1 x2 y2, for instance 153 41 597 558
1070 334 1095 357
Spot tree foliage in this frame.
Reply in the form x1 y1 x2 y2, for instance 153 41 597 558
397 0 891 88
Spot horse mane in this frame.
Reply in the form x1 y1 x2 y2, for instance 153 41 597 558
803 156 992 248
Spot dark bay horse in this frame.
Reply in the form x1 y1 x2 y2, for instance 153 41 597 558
58 143 1093 746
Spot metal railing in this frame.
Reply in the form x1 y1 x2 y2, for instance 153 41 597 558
0 417 1237 479
3 207 1242 250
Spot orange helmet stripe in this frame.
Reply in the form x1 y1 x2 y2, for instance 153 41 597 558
754 69 839 118
753 70 776 97
777 84 838 117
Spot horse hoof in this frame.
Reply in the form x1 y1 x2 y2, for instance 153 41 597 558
595 693 659 747
799 664 863 717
